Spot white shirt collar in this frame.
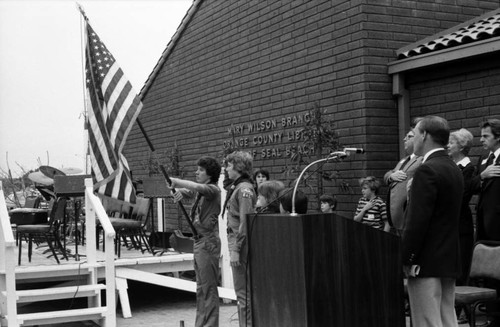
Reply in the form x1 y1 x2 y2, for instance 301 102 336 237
492 148 500 161
422 148 445 164
483 148 500 165
456 157 471 167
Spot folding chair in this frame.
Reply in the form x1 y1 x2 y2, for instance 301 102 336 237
455 241 500 327
17 197 68 265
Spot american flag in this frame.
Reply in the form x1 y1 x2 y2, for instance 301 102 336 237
85 22 142 203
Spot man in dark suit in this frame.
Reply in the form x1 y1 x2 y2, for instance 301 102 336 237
384 128 422 235
402 116 464 327
474 119 500 242
472 118 500 326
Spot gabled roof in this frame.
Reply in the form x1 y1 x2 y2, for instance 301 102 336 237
138 0 202 100
397 8 500 59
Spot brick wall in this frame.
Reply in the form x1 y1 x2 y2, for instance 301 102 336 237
408 54 500 160
125 0 499 229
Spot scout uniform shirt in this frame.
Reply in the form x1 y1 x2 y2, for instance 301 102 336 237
189 183 221 237
226 180 256 253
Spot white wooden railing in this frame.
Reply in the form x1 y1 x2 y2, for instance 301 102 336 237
0 180 117 327
0 182 19 326
84 178 116 327
217 170 233 301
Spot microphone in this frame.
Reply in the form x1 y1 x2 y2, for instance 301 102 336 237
343 147 365 154
329 151 347 158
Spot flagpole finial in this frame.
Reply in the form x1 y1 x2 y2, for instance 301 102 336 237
76 2 88 21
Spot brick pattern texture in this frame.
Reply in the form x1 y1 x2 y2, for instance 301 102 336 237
408 56 500 161
125 0 498 227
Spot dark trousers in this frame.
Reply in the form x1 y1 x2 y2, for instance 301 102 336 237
194 235 221 327
457 232 474 286
230 242 252 327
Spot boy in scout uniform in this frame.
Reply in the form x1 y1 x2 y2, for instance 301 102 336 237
169 156 222 327
223 151 256 327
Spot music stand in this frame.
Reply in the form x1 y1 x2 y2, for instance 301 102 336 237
54 175 90 261
142 176 171 255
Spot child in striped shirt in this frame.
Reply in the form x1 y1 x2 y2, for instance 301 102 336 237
353 176 390 232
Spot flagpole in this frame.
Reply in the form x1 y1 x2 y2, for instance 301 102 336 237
76 3 88 22
136 119 199 239
78 4 90 176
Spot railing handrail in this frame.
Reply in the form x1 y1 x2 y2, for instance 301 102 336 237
85 190 115 240
0 182 17 248
84 178 116 327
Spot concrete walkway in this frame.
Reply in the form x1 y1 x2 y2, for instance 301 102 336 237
21 280 483 326
116 281 239 327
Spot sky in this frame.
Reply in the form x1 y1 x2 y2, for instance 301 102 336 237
0 0 192 176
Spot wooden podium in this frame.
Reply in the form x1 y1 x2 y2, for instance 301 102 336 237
248 213 405 327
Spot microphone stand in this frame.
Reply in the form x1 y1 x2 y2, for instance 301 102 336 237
290 152 346 216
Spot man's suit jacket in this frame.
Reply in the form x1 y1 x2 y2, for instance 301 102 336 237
402 150 464 278
473 155 500 241
384 155 422 231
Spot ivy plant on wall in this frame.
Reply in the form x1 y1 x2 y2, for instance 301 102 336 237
281 102 352 210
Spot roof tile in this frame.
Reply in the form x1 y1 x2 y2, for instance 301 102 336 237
398 11 500 59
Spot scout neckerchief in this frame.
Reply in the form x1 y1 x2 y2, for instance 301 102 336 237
190 192 203 223
190 182 217 222
222 176 251 217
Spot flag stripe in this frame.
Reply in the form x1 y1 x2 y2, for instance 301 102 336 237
87 90 117 172
102 66 138 152
88 121 114 180
109 83 134 147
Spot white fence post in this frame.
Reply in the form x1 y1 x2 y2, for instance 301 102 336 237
85 179 97 265
218 170 233 303
84 179 116 327
0 182 19 327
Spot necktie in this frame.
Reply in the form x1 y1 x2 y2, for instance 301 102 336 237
400 156 411 170
486 153 496 167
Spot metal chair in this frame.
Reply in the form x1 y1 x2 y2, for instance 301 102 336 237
109 197 152 257
17 197 68 265
97 195 127 250
10 195 42 241
455 241 500 326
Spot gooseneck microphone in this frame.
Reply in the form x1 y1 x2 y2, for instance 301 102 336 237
343 147 365 154
330 151 347 158
291 147 365 215
329 148 365 157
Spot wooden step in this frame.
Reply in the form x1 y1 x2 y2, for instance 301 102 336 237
6 284 106 303
10 263 95 282
15 307 107 326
